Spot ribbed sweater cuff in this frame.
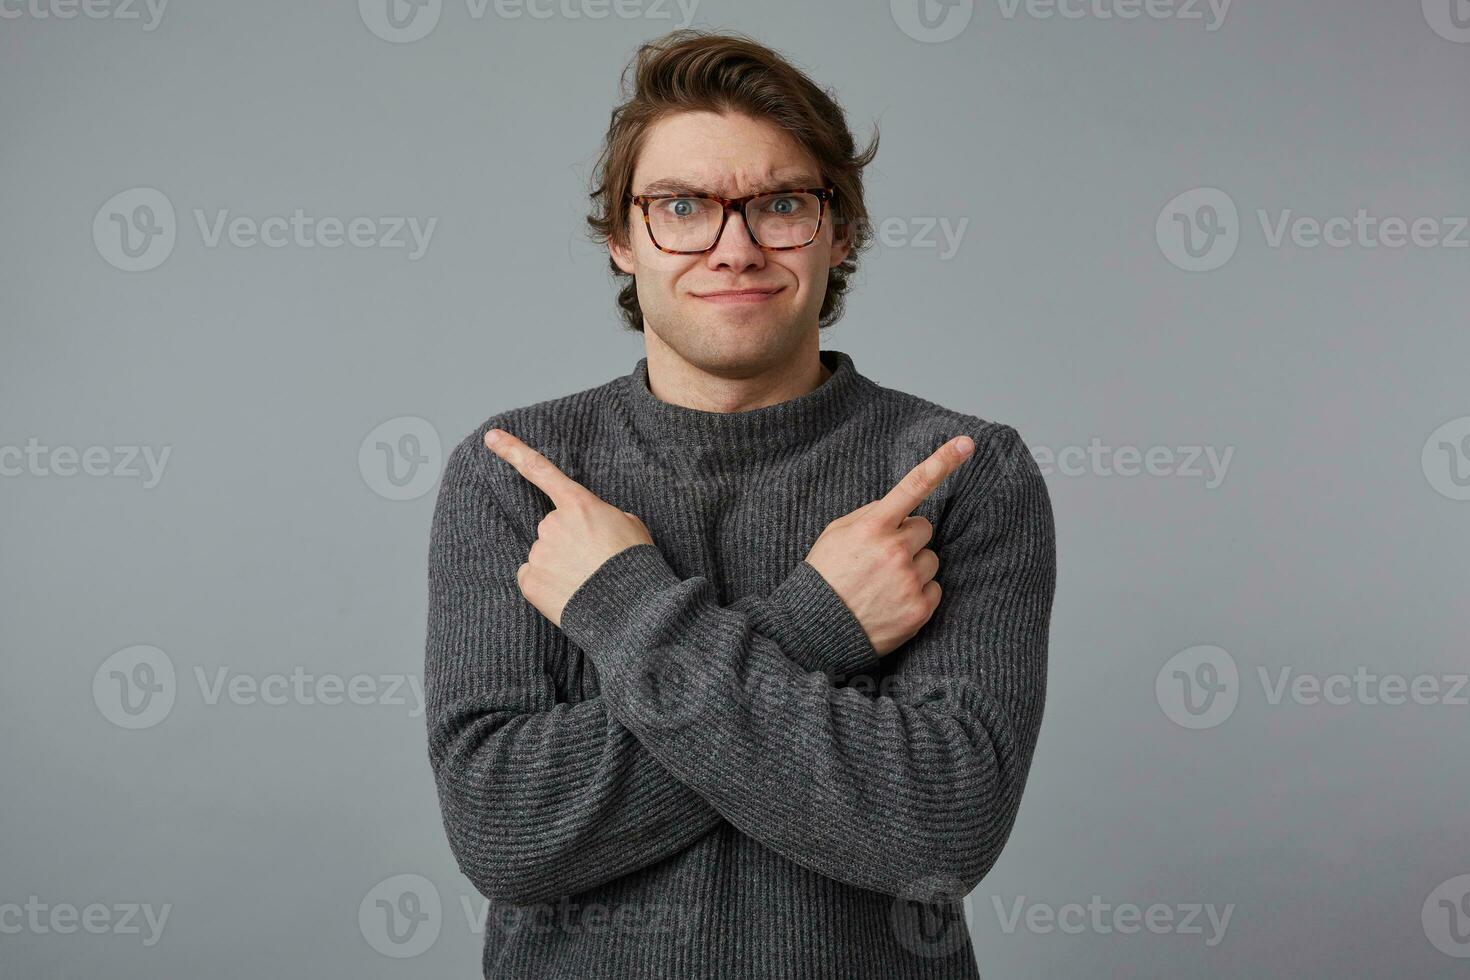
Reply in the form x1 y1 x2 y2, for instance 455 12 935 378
559 543 687 661
766 560 880 678
561 546 881 685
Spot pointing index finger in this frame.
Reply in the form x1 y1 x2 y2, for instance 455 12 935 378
869 435 976 527
483 428 588 509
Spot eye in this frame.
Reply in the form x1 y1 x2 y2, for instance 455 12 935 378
655 198 712 219
756 195 813 217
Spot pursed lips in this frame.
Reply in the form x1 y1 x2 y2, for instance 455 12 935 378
693 287 784 302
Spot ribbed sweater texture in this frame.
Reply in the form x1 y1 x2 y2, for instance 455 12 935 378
424 348 1057 979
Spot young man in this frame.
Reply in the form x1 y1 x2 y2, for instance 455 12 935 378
424 30 1056 980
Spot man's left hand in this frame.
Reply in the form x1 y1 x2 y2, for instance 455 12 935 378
483 427 656 627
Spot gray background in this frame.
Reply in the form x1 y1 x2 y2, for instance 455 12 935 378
3 0 1468 976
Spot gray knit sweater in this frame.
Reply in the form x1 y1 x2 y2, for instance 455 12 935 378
424 347 1056 979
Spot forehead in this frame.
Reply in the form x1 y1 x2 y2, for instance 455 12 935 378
631 110 822 194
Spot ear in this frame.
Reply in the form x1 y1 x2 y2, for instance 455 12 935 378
609 235 637 276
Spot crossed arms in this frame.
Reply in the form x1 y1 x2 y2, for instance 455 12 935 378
424 422 1055 907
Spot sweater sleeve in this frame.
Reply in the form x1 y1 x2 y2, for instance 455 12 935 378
556 425 1055 899
730 560 881 679
424 427 885 905
424 433 726 906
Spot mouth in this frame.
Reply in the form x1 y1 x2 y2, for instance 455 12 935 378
693 287 784 304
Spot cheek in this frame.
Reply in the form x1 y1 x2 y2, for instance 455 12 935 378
655 258 705 292
634 256 696 302
621 230 677 276
780 254 830 294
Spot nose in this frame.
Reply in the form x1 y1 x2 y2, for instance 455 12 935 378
704 206 765 271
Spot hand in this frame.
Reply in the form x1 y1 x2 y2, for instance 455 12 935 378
803 435 976 657
483 428 655 628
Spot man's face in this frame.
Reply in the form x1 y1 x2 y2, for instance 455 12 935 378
608 110 850 373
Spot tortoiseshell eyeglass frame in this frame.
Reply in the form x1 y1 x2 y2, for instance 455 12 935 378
628 186 836 254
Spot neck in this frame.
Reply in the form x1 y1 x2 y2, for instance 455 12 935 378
618 344 876 476
642 333 832 415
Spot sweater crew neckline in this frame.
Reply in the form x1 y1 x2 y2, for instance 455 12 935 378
618 348 876 468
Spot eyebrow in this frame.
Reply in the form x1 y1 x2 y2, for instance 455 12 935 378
636 173 823 196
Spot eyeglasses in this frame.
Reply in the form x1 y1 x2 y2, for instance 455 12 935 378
628 186 836 254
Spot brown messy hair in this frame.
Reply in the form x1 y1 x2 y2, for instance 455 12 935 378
585 29 881 334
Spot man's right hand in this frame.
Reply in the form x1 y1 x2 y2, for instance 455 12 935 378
802 435 976 657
